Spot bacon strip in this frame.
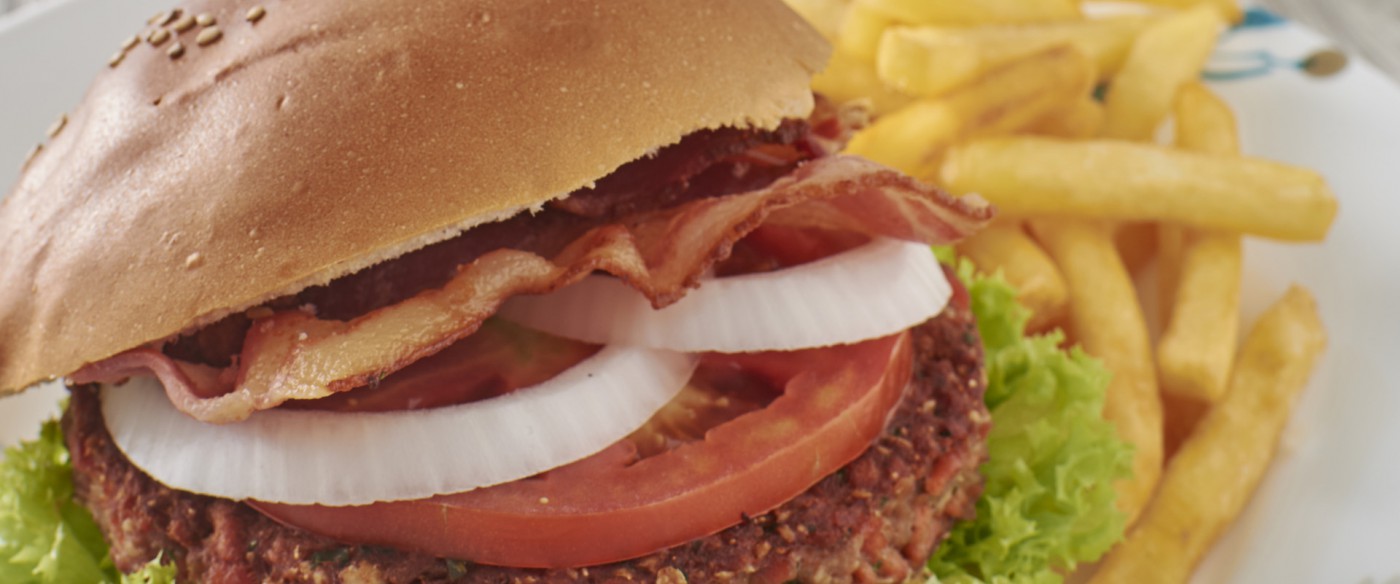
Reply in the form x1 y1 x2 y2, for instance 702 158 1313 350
73 155 992 423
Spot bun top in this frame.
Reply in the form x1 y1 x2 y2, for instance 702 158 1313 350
0 0 828 394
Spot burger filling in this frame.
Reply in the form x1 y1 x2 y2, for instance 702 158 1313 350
66 295 988 583
68 101 995 578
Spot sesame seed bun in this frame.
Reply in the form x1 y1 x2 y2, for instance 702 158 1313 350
0 0 829 394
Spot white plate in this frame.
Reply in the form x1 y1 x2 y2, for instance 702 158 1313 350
1 2 1397 583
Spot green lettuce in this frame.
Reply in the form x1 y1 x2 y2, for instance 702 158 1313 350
121 558 178 584
0 417 174 584
927 261 1133 583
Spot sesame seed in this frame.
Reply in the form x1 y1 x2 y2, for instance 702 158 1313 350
148 10 168 25
195 13 216 26
46 114 67 138
22 143 41 168
158 9 181 26
196 26 222 46
184 252 202 268
121 35 140 51
147 28 171 46
108 50 126 67
246 6 266 23
167 41 185 59
539 497 550 504
172 13 196 32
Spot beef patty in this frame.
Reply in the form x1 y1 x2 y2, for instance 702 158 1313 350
64 297 988 584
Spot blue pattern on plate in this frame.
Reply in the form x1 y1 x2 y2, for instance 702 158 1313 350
1205 7 1347 81
1235 6 1287 30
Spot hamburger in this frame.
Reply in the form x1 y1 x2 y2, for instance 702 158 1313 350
0 0 1128 582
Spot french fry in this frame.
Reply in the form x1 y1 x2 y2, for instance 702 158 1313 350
955 221 1069 332
1097 10 1222 289
1029 219 1161 525
780 0 849 42
848 45 1094 178
1026 96 1104 139
862 0 1080 26
1172 81 1241 154
837 2 895 63
1158 231 1242 402
939 137 1339 241
1158 82 1244 407
812 48 914 116
1090 286 1326 583
876 15 1151 97
1100 5 1224 140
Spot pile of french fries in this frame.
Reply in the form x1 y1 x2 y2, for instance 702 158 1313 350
782 0 1334 581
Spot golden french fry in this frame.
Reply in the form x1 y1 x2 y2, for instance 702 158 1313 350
1158 232 1242 402
939 137 1339 241
1158 81 1243 404
1129 0 1243 24
780 0 849 42
1029 219 1162 525
876 15 1151 97
812 48 914 116
1157 81 1240 323
838 2 895 63
1176 86 1240 144
1026 96 1104 139
848 45 1094 177
862 0 1080 26
1173 81 1241 154
1101 5 1225 140
955 221 1069 332
1091 286 1326 584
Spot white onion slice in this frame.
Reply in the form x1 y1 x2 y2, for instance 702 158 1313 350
101 345 695 506
499 238 950 352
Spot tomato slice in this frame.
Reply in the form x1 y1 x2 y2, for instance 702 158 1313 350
252 331 914 568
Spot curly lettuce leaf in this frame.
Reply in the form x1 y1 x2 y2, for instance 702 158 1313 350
121 557 178 584
1 417 175 584
927 261 1133 583
1 418 112 583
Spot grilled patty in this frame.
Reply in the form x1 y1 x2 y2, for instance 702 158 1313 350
64 297 988 584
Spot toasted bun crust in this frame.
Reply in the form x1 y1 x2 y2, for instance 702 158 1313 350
0 0 828 394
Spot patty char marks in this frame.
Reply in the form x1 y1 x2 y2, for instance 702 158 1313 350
65 300 988 584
